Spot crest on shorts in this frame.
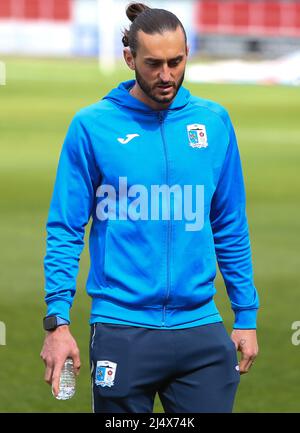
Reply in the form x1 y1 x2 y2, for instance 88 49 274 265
187 124 208 148
95 360 117 387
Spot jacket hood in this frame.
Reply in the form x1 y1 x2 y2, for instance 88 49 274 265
103 79 191 113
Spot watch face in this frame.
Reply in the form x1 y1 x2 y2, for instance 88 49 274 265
43 316 57 331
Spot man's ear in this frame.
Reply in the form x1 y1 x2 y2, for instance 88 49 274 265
123 47 135 71
186 45 190 57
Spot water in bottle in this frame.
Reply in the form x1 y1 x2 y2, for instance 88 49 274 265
53 357 76 400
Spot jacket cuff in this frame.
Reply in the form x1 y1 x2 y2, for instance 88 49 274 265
233 308 258 329
46 299 71 323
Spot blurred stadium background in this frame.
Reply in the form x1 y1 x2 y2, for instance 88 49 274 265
1 0 300 413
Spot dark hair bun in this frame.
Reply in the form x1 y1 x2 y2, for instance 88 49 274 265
126 2 150 22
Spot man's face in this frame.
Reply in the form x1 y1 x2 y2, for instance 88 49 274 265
128 27 188 108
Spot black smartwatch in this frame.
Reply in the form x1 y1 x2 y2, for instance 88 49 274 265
43 315 69 331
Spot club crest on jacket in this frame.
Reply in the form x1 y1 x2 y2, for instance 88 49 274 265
187 124 208 148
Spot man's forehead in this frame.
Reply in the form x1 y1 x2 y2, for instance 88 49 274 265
136 28 186 57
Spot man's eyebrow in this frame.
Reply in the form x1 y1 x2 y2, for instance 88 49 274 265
144 55 184 62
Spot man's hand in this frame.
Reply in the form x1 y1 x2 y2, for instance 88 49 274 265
40 325 81 396
231 329 258 375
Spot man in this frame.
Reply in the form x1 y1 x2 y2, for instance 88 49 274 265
41 3 259 413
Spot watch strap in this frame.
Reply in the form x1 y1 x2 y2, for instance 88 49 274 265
43 315 69 331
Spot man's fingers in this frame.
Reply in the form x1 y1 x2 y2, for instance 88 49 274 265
239 355 255 374
51 362 65 396
245 356 256 371
239 358 251 374
44 365 53 384
51 375 60 397
232 329 258 375
72 351 81 376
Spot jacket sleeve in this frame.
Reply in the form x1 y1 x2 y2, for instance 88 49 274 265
210 113 259 329
43 114 101 322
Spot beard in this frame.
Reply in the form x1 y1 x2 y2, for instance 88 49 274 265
135 67 185 105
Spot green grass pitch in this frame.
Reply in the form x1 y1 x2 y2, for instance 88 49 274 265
0 57 300 412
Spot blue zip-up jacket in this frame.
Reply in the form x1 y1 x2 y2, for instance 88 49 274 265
44 79 259 329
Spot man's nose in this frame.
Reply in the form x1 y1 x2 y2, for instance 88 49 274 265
159 65 172 83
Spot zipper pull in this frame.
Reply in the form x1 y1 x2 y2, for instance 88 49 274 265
158 112 164 123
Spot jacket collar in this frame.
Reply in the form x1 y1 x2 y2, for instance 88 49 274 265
103 79 191 113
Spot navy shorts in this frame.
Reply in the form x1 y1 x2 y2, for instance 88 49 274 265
89 321 240 413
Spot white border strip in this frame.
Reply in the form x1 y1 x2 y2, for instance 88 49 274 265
0 321 6 345
0 62 6 86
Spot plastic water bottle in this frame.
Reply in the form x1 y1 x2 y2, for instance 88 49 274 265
53 358 76 400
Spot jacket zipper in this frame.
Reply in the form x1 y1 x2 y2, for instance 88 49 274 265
158 112 171 326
